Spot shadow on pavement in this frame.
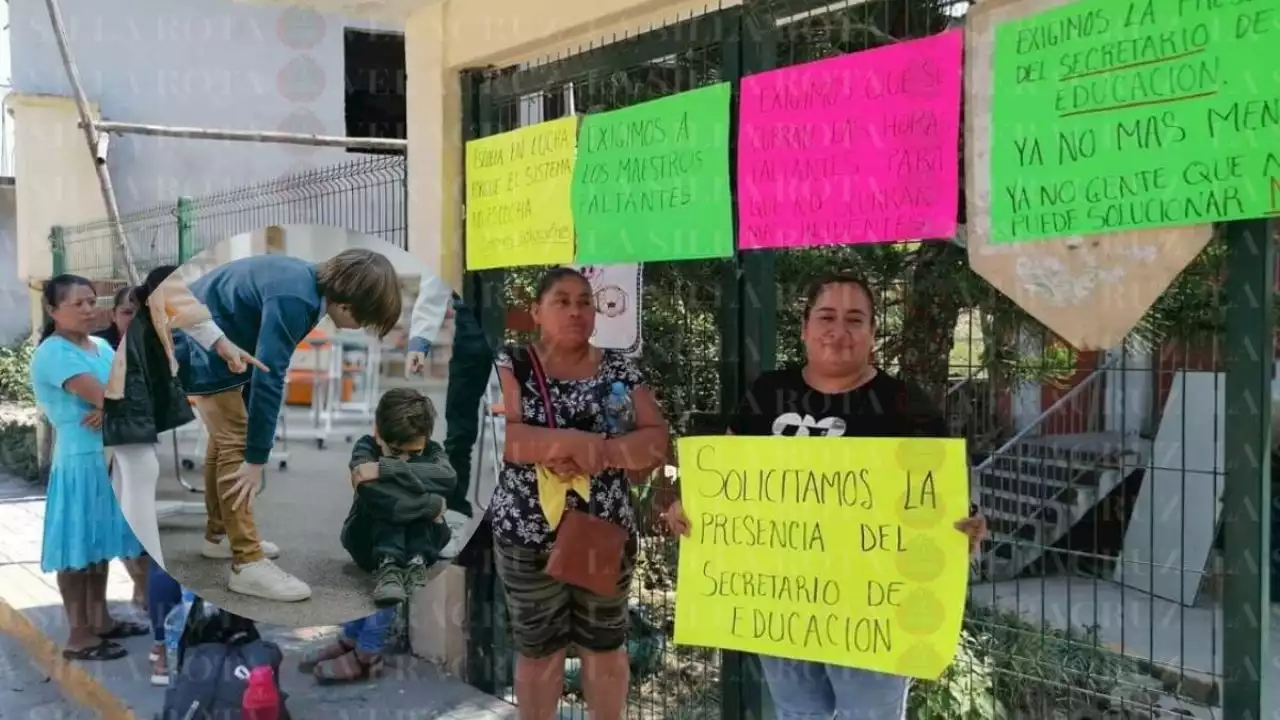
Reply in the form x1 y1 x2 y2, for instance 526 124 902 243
13 599 518 719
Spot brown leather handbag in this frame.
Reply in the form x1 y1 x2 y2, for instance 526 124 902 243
525 347 629 597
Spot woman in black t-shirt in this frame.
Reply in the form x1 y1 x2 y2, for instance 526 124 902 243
663 272 987 720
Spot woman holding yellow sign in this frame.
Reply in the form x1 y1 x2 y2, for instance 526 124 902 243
663 272 987 719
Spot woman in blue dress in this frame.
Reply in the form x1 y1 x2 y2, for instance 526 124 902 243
30 274 148 661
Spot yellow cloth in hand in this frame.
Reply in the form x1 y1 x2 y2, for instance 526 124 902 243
536 465 591 530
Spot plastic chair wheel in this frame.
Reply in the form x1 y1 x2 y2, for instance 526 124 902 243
279 461 288 471
316 439 326 450
181 459 195 470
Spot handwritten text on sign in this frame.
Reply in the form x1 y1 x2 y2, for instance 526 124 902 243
736 30 963 250
989 0 1280 244
571 83 734 264
672 436 970 680
465 116 578 270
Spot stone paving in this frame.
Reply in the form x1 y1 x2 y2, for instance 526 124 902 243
0 631 95 720
0 474 515 719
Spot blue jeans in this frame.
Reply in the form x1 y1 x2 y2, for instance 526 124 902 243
147 559 183 643
340 607 397 654
760 657 910 720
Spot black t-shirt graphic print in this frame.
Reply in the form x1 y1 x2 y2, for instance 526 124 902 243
728 368 948 440
770 410 848 437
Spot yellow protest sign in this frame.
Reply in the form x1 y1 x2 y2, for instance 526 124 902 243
673 436 971 680
464 116 578 270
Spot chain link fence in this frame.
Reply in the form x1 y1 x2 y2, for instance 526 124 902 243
52 154 407 283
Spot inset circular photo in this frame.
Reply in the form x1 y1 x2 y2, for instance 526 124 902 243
103 225 497 627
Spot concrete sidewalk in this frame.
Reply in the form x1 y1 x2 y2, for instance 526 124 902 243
0 474 515 719
0 631 95 719
155 372 499 630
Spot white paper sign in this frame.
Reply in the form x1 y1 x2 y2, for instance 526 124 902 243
572 263 642 356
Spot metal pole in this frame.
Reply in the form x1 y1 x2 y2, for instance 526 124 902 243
86 121 409 152
43 0 140 285
1222 218 1274 720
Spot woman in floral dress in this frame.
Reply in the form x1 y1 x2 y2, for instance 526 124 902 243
492 267 669 720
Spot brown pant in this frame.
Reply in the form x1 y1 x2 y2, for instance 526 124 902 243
194 389 264 565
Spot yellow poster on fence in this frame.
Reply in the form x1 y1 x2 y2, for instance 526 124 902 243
464 116 578 270
673 436 970 680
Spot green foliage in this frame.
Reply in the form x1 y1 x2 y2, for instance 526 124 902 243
1131 232 1239 348
0 340 41 481
0 341 35 404
0 419 38 481
909 628 1009 720
909 605 1136 718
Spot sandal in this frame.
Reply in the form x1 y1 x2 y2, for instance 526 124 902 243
314 650 384 685
62 641 128 662
97 620 150 640
298 638 356 673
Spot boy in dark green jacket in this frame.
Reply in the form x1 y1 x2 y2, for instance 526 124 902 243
342 388 455 606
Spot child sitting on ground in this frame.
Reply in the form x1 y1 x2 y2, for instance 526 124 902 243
342 387 456 606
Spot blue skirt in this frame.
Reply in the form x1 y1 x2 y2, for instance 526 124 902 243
42 450 146 573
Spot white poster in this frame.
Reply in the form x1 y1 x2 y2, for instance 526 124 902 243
574 264 642 356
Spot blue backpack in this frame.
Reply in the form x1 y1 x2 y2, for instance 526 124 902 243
157 600 291 720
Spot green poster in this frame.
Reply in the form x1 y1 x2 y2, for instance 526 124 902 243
989 0 1280 244
572 82 734 263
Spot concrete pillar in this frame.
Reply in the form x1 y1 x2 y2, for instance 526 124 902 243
8 94 108 284
404 5 467 670
405 4 463 290
409 564 469 675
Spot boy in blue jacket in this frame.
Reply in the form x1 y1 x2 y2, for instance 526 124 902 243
178 249 402 603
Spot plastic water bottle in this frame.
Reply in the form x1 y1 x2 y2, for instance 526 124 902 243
242 666 280 720
603 381 635 435
164 590 203 679
163 604 187 679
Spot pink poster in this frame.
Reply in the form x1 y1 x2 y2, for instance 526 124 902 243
737 30 963 250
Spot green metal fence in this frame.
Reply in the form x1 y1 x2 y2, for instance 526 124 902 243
460 9 744 718
51 154 407 281
41 2 1276 716
459 1 1275 719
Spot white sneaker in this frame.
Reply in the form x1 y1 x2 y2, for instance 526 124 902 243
201 537 281 560
227 559 311 602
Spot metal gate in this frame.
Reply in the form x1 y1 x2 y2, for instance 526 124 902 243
459 1 1275 719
